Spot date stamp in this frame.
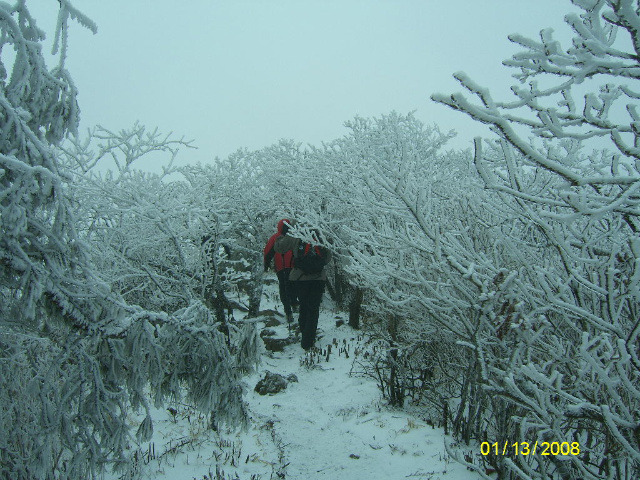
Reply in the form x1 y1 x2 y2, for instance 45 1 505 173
480 441 580 456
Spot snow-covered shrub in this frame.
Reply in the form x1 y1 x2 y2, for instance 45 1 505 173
303 113 510 428
60 126 210 313
0 4 257 479
180 140 313 317
433 1 640 478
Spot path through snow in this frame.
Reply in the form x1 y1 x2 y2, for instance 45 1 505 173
246 303 483 480
109 281 485 480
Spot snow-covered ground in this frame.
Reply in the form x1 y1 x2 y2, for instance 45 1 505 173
110 281 484 480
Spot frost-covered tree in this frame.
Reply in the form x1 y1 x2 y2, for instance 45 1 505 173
308 112 510 417
60 124 207 313
0 4 256 479
180 139 319 318
60 121 261 389
0 0 94 330
433 1 640 478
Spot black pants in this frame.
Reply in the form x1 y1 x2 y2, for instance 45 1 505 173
276 269 297 316
295 280 325 350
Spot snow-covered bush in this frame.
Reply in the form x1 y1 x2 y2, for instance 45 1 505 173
60 124 217 313
0 4 257 479
433 1 640 478
179 138 341 317
306 112 507 422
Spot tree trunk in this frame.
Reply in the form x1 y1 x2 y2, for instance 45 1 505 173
247 255 263 317
348 286 363 329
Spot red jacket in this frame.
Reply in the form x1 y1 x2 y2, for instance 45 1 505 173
264 219 294 272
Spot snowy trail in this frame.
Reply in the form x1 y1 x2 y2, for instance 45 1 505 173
245 306 483 480
108 282 485 480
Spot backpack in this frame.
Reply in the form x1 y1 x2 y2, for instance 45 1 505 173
294 242 326 274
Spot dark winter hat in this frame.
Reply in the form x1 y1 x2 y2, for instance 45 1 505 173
277 218 291 234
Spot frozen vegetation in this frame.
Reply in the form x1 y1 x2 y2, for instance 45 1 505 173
101 281 486 480
1 1 640 479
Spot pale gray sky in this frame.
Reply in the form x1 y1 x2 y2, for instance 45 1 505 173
31 1 578 168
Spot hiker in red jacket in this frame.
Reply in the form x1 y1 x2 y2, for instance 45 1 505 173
274 228 331 351
264 219 298 323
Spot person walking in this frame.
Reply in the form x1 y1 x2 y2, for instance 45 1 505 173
274 228 331 351
264 219 297 324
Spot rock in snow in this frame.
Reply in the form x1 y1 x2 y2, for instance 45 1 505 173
254 371 288 395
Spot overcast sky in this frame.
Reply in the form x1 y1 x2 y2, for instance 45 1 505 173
31 1 578 168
